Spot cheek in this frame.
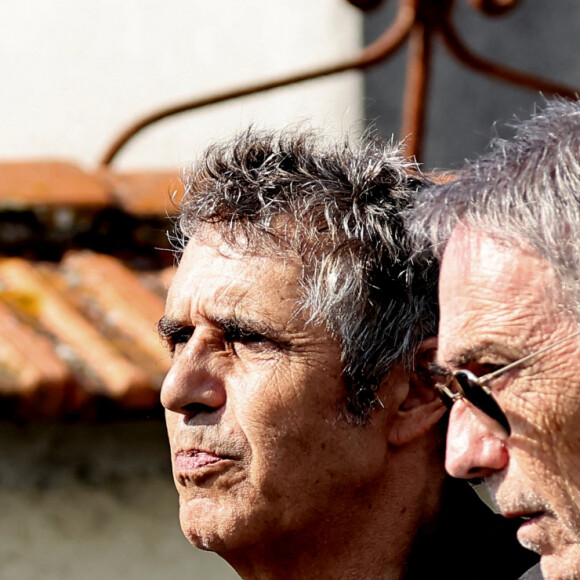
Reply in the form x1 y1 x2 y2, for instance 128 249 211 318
225 354 361 485
233 360 337 428
511 386 580 510
555 411 580 507
237 393 328 465
232 392 341 489
510 372 580 449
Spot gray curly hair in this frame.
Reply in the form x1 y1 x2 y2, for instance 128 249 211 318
409 98 580 315
175 128 439 422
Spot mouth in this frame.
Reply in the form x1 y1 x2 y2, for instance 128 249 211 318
504 509 545 524
174 449 233 473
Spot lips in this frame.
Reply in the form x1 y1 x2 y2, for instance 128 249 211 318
506 511 550 553
503 508 545 525
174 449 231 472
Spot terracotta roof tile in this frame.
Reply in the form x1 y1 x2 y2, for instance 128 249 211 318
0 160 184 218
61 251 170 378
0 299 71 416
101 169 184 216
0 157 185 420
0 253 174 418
0 161 113 209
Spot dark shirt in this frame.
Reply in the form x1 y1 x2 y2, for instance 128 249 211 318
404 478 540 580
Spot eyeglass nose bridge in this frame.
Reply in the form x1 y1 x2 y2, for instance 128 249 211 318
436 383 461 409
452 370 512 436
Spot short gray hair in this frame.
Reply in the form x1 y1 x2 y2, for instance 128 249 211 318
410 98 580 313
175 128 438 423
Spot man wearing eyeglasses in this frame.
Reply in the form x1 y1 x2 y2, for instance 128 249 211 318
410 98 580 580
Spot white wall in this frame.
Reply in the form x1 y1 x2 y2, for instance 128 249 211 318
0 421 237 580
1 479 237 580
1 0 362 170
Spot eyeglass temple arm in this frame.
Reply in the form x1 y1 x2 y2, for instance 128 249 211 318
477 329 580 386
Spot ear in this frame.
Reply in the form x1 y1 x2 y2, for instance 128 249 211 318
387 337 447 447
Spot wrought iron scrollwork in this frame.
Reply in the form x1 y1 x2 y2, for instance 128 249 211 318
100 0 578 165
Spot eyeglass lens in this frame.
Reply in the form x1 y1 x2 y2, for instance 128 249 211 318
454 370 511 435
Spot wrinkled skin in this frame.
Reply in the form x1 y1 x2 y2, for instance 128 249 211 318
439 226 580 580
159 229 442 578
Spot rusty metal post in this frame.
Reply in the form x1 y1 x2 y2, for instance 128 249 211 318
399 0 443 160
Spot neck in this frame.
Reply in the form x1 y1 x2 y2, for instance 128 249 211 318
222 441 446 580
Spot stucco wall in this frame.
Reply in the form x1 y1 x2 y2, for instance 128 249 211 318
364 0 580 170
1 0 362 170
0 420 237 579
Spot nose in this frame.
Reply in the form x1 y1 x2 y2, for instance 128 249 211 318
160 334 227 416
445 400 509 479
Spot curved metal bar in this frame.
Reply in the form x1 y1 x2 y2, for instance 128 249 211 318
468 0 521 17
100 0 416 166
400 18 433 160
441 13 579 99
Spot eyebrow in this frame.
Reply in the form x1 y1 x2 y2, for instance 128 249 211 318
444 342 523 370
156 313 281 341
429 361 452 381
214 314 278 337
157 315 183 338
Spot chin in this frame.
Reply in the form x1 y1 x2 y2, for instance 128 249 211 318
184 531 230 553
180 513 233 553
540 546 580 580
178 499 262 555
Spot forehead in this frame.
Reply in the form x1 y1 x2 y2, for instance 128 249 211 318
438 226 559 362
166 230 305 327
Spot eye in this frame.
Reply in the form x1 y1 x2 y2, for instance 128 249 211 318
478 363 504 376
466 362 511 392
222 323 278 354
164 326 194 355
224 326 268 345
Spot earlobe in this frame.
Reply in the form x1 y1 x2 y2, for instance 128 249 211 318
387 337 447 446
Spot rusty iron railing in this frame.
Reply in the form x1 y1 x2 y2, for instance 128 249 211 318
100 0 579 166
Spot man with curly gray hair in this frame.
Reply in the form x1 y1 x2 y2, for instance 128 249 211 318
158 128 535 579
410 99 580 580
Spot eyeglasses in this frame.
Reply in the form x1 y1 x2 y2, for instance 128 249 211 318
437 330 580 436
